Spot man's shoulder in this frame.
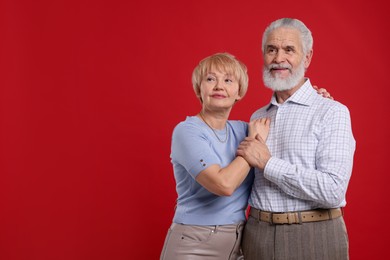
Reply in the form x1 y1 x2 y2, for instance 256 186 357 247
307 95 353 126
250 104 271 120
313 94 350 114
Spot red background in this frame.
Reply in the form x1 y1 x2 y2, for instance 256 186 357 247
0 0 387 259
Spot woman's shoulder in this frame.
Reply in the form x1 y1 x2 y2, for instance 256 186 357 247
174 117 248 134
174 116 201 127
228 119 248 126
228 119 248 132
173 116 204 135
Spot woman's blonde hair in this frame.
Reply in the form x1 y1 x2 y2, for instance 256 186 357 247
192 53 249 100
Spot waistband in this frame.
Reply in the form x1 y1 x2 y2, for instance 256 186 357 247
171 222 244 233
249 207 343 225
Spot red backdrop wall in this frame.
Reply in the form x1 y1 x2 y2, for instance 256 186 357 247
0 0 387 259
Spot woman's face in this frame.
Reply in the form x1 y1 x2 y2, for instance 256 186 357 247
198 68 241 112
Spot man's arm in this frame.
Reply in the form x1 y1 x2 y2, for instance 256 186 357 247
238 105 355 207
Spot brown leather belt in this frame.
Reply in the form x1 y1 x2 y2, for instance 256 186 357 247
249 207 343 225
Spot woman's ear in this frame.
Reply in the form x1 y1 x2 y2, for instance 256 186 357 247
235 89 243 102
196 89 203 103
235 95 242 102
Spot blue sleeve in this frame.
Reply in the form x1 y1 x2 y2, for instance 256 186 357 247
171 123 220 179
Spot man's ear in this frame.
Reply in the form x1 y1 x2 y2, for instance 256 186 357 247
304 49 313 69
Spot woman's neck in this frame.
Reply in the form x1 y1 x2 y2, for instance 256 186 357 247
198 110 229 130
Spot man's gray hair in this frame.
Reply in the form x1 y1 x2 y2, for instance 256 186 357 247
261 18 313 55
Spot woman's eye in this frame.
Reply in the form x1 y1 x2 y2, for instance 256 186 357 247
206 77 215 81
225 79 233 83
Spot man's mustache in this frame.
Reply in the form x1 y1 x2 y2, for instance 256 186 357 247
268 63 292 70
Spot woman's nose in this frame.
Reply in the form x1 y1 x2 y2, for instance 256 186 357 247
213 80 223 89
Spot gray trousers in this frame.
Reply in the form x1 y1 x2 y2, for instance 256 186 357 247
160 222 244 260
242 215 349 260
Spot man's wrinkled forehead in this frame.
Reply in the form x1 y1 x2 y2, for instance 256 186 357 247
266 27 302 48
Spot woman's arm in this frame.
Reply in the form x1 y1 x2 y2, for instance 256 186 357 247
196 156 251 196
196 118 270 196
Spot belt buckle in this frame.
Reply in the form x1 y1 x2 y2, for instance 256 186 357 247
257 210 262 223
286 212 302 224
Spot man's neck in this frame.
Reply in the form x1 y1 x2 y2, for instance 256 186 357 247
274 78 306 104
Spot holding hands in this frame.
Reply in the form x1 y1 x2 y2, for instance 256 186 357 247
237 118 271 170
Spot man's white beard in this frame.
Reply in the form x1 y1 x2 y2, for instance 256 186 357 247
263 61 305 92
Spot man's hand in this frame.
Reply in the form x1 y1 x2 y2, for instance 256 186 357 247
237 135 271 170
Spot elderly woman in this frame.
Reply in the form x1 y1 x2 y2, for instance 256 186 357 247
160 53 267 260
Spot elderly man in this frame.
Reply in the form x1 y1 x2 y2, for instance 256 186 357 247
237 18 356 260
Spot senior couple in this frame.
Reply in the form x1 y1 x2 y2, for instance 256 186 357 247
160 18 355 260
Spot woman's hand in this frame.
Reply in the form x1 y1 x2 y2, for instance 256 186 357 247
248 118 270 141
313 85 334 100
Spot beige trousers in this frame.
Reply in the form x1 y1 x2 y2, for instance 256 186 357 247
160 222 245 260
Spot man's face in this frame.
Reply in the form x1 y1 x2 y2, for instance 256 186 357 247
262 27 312 91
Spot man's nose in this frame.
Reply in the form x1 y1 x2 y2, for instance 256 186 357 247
273 51 285 63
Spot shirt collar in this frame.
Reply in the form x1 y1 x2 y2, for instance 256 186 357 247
267 78 316 110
